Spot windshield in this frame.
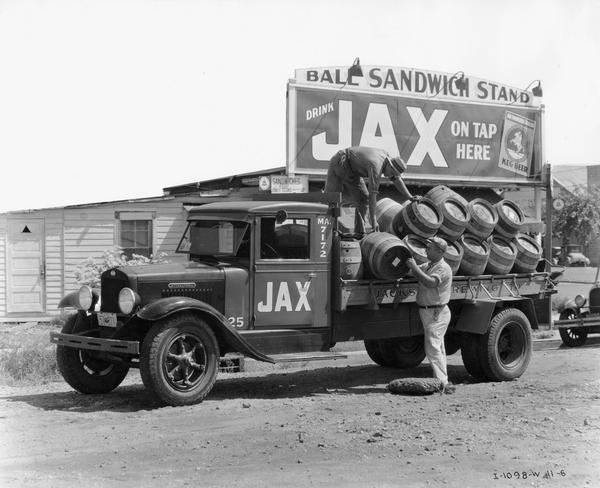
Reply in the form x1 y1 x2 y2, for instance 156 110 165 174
176 220 250 256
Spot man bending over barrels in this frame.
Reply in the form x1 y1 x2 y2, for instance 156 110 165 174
324 146 416 234
406 236 455 394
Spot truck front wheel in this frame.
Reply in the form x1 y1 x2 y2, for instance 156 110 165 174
140 314 219 406
56 313 129 394
479 308 532 381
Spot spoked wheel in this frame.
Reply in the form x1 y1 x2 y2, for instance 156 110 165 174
141 314 219 406
57 313 129 394
558 310 588 347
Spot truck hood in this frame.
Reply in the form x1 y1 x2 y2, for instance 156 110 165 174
117 261 224 283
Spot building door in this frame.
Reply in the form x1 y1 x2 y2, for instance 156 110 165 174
7 219 45 313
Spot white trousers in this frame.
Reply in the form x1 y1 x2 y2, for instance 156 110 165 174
419 306 451 385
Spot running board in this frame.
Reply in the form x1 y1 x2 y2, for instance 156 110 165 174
269 351 348 363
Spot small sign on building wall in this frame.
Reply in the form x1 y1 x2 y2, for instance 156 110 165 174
270 175 309 193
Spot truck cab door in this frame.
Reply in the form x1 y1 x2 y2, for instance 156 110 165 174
252 213 332 329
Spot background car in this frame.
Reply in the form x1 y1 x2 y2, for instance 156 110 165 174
566 252 590 267
555 283 600 347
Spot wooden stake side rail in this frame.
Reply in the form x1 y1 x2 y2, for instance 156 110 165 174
336 272 554 311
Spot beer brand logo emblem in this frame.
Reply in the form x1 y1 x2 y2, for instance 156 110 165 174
505 127 528 162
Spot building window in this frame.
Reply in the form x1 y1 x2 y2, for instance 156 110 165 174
117 212 154 258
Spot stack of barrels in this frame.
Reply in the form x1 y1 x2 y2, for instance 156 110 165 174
351 185 543 280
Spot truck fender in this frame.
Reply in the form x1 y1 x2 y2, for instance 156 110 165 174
58 289 99 310
136 296 274 364
454 298 538 335
453 300 497 335
58 291 80 309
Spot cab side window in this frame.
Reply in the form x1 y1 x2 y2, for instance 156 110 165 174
260 218 310 259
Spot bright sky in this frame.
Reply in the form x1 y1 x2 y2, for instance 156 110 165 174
1 0 599 212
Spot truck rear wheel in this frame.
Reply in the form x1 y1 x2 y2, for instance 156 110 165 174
364 339 392 366
56 313 129 394
558 310 588 347
140 314 219 406
460 333 486 380
444 332 461 356
479 308 532 381
378 337 426 368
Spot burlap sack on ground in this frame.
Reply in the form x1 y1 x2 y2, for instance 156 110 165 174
388 377 443 395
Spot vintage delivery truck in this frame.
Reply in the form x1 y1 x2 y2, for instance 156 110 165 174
51 194 555 406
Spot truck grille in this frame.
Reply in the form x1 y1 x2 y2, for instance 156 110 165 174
590 287 600 314
101 272 130 313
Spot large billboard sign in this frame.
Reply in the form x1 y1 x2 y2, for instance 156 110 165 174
287 66 543 185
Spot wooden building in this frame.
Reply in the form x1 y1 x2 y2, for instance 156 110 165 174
0 167 288 322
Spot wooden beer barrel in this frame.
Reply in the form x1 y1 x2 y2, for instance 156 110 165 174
467 198 499 240
338 239 363 280
443 238 464 275
360 232 412 280
395 198 442 238
457 235 490 276
511 233 543 273
425 185 469 208
485 235 517 275
375 198 407 235
403 234 429 266
494 199 524 238
424 186 470 242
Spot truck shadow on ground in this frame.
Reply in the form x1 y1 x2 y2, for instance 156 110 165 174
1 363 473 413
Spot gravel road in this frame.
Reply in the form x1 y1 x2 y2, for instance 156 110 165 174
1 342 599 488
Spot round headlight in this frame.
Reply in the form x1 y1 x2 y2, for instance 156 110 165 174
574 294 586 308
78 285 93 310
118 287 138 314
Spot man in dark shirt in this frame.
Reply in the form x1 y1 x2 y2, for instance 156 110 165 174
324 146 415 234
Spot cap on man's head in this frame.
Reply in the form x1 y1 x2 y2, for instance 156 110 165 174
426 236 448 253
388 156 407 174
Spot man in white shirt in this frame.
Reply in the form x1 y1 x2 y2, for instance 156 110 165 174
406 236 455 393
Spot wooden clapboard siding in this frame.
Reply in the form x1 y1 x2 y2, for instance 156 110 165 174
153 201 188 262
0 215 7 316
1 196 192 319
63 207 116 293
44 210 64 313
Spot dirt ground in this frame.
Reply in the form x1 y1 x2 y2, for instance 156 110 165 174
0 342 599 488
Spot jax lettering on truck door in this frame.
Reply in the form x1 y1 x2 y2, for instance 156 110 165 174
253 213 332 328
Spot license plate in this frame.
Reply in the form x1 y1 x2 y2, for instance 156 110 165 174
97 312 117 328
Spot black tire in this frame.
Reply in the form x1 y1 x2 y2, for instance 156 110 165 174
56 313 129 394
558 309 588 347
460 333 486 380
140 313 219 406
377 336 426 368
364 339 393 366
444 332 461 356
479 308 532 381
